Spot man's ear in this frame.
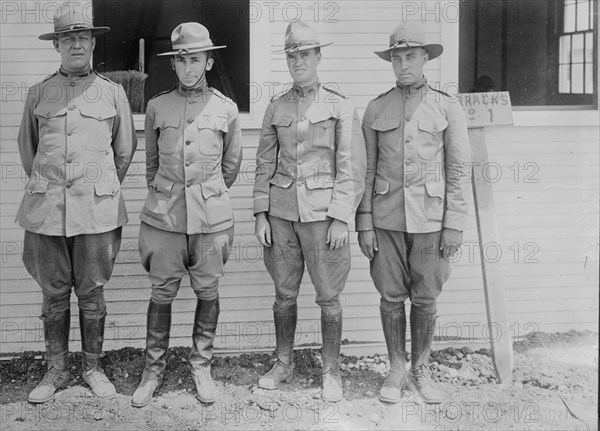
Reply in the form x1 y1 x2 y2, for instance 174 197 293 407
316 51 322 66
53 38 60 53
170 58 175 70
91 36 96 51
422 48 429 63
205 57 214 72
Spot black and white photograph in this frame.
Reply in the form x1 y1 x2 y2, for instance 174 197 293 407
0 0 598 429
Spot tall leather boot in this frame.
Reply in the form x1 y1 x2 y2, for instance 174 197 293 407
406 307 443 403
28 310 70 403
379 301 408 403
321 310 343 402
258 303 297 390
190 298 219 403
80 310 116 399
132 301 172 407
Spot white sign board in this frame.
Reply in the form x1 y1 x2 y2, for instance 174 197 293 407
458 92 513 128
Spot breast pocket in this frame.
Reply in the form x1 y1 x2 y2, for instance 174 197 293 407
154 115 181 155
271 115 293 144
308 114 336 149
33 104 67 144
197 115 227 157
79 105 117 151
417 118 448 160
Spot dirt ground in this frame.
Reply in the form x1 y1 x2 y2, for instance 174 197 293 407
0 330 597 431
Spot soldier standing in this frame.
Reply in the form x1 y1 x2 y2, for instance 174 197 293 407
17 3 137 403
356 23 471 404
253 21 366 402
132 22 242 407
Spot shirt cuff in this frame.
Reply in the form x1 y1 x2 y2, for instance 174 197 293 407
355 213 374 231
443 210 467 231
253 197 269 216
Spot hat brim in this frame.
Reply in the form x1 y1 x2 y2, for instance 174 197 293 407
39 26 110 41
157 45 227 56
374 44 443 61
273 42 333 54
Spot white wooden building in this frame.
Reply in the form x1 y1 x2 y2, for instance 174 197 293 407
1 0 598 354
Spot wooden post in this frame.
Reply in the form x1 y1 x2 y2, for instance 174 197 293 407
139 38 145 112
469 127 514 383
458 91 514 383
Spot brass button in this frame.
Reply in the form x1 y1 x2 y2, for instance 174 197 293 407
69 82 75 87
186 181 192 187
405 137 412 143
68 105 75 110
187 118 193 124
185 161 191 167
66 182 72 188
404 183 409 188
67 131 73 136
185 140 191 145
66 158 72 163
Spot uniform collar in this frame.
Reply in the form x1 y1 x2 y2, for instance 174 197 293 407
396 76 427 95
177 80 209 97
292 80 320 97
59 67 93 78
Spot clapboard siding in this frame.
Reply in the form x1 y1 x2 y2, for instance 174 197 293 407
1 1 598 353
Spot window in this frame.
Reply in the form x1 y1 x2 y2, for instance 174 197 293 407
459 0 597 108
558 0 594 96
92 0 250 113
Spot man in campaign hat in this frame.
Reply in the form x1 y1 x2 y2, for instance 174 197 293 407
356 22 470 404
132 22 242 407
17 2 136 403
253 21 366 402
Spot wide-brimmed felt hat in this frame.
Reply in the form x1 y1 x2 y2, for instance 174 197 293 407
274 21 333 54
374 22 443 61
157 22 226 56
39 2 109 41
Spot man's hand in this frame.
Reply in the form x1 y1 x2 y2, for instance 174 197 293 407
326 219 349 250
358 230 378 260
440 228 463 259
255 212 272 247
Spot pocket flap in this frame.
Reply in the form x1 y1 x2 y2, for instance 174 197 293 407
197 115 229 133
154 115 181 130
371 117 400 132
305 175 334 190
34 104 67 118
25 179 49 195
151 174 175 197
373 178 390 195
308 111 333 125
418 118 448 135
425 181 445 198
269 172 294 188
271 116 293 127
80 105 117 121
94 183 120 197
201 178 227 199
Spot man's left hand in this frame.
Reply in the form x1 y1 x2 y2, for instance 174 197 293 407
327 219 349 250
440 228 463 259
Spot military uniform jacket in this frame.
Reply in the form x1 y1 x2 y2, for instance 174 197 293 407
15 70 137 237
253 83 366 224
140 84 242 234
356 79 471 233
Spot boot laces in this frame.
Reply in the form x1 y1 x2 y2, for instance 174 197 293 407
385 366 407 387
323 370 340 388
84 368 110 386
40 367 67 387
